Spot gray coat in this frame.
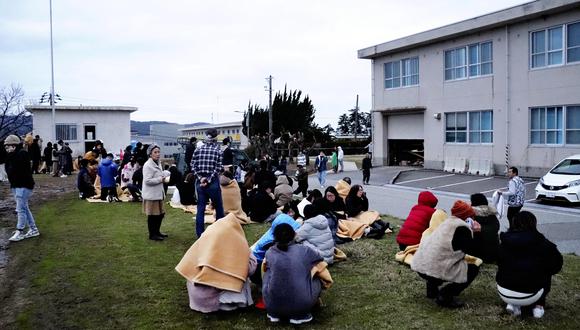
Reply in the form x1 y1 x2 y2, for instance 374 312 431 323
295 215 335 264
142 158 165 200
274 175 293 207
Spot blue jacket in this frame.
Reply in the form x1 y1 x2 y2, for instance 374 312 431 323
315 155 328 172
251 214 301 263
98 158 118 188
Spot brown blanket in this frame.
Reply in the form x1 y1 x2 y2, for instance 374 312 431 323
347 210 380 226
175 213 251 292
335 180 350 202
337 220 367 240
220 179 252 225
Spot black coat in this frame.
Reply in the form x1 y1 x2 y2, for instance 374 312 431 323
362 157 372 170
0 140 6 165
5 147 35 189
496 230 562 293
472 206 500 263
345 194 369 217
248 189 277 223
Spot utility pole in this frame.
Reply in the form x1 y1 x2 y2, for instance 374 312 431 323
266 75 273 147
49 0 57 142
354 94 359 140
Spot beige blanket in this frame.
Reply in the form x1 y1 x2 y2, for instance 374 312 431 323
337 220 368 240
175 213 251 292
347 210 380 226
219 179 252 224
335 180 351 202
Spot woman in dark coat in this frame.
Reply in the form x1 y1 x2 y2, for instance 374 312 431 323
324 186 347 220
345 184 369 217
42 142 53 174
496 211 563 319
470 193 500 263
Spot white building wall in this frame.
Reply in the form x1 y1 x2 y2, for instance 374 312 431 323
368 7 580 176
31 109 133 158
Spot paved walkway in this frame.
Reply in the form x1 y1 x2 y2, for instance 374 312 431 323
308 167 580 255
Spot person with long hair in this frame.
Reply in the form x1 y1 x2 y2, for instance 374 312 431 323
496 211 562 318
262 223 324 325
142 144 169 241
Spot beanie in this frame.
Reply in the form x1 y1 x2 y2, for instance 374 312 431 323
147 143 160 156
451 200 476 220
4 134 21 145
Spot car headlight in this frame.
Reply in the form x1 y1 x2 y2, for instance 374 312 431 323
567 179 580 187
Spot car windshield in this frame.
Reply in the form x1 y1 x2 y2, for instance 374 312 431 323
550 159 580 175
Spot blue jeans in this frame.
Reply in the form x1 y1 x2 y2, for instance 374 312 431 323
12 188 37 232
317 170 327 186
195 178 224 238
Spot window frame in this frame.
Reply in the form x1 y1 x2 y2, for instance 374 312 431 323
530 21 580 69
444 41 493 81
384 56 419 89
55 123 78 141
529 105 580 146
445 110 494 144
567 21 580 64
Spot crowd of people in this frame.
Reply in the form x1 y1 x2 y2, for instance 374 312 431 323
1 130 564 324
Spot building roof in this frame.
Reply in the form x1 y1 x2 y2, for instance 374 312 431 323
25 105 138 113
358 0 580 59
180 121 242 132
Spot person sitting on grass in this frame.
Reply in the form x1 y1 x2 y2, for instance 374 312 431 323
297 189 323 218
470 193 500 263
177 172 196 208
77 158 95 199
345 184 391 236
295 204 335 265
396 191 438 251
411 200 483 308
335 176 351 202
247 181 280 223
262 223 331 325
324 186 347 220
175 213 257 313
496 211 562 319
126 158 145 202
281 200 301 221
274 174 293 207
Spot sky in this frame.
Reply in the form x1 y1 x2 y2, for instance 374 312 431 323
0 0 531 127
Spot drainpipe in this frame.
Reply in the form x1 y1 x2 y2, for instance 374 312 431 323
505 25 510 173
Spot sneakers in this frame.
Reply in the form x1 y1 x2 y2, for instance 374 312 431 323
24 229 40 239
60 174 68 178
533 305 545 319
289 314 313 325
506 304 522 316
267 314 280 323
9 230 26 242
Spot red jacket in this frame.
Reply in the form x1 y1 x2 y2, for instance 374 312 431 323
396 191 438 246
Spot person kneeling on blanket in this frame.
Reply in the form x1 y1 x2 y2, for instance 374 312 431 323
411 200 483 308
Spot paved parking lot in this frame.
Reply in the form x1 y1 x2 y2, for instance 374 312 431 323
393 169 579 207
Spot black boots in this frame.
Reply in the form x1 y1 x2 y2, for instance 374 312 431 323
147 215 166 241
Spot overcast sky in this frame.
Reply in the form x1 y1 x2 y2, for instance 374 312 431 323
0 0 529 127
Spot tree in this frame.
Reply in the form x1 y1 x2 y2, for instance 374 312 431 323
0 84 32 140
336 110 371 135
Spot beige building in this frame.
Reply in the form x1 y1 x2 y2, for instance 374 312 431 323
358 0 580 177
180 121 248 149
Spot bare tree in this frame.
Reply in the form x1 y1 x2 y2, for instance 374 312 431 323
0 84 31 140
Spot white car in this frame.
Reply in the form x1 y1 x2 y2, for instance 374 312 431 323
535 154 580 203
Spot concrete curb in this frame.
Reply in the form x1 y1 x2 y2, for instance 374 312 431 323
389 168 420 184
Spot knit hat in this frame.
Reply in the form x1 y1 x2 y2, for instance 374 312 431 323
4 134 21 145
451 200 476 220
147 143 160 156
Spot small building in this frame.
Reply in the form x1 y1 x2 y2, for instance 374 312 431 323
180 121 248 149
26 105 137 157
358 0 580 176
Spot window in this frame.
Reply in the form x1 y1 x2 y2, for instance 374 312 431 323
530 106 580 145
56 124 77 141
445 112 467 143
445 42 492 81
531 22 580 68
384 57 418 89
568 22 580 63
446 111 493 143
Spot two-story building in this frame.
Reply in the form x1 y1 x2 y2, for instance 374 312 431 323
358 0 580 177
180 121 248 149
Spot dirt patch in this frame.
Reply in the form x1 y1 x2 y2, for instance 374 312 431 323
0 174 77 328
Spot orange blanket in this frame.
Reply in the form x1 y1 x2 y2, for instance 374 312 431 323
335 180 351 202
337 220 367 240
175 213 251 292
347 210 380 226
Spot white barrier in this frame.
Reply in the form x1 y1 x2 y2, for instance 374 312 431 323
467 158 495 176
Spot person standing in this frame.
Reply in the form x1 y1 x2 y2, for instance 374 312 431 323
29 137 41 174
337 146 344 172
0 139 7 182
98 153 119 202
184 137 197 173
497 166 525 226
362 153 372 185
51 143 60 177
142 144 168 241
4 135 39 242
222 136 234 173
42 142 53 174
297 150 306 167
293 164 309 197
314 151 328 188
331 149 338 173
191 129 225 238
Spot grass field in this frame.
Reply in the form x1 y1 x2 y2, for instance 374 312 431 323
2 193 580 329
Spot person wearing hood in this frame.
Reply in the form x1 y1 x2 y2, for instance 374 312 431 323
250 214 301 285
496 211 562 319
4 135 39 242
142 144 169 241
98 153 119 202
470 193 500 263
274 174 293 207
397 191 439 251
295 204 335 264
191 129 225 238
411 200 482 308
